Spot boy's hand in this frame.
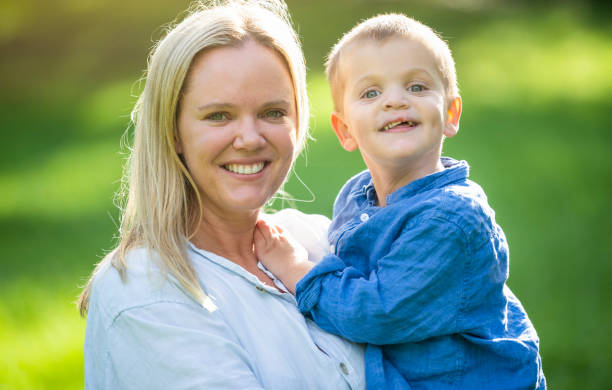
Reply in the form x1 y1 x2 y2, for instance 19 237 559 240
254 219 314 294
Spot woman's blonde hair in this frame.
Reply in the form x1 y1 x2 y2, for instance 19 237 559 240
78 0 308 315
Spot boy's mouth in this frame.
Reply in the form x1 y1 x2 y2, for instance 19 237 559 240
380 120 419 132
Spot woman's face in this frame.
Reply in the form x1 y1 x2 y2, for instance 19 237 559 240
177 40 297 218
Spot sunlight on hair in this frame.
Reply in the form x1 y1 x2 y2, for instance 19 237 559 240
201 294 218 312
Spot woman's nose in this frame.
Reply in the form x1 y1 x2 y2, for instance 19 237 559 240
233 117 266 150
383 87 409 110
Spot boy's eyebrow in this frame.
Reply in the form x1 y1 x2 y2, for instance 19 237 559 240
406 68 436 79
353 74 378 87
352 68 437 88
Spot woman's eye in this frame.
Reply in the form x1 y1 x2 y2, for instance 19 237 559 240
206 112 228 121
264 110 285 119
363 90 380 99
408 84 425 92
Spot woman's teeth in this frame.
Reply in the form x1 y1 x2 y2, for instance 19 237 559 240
382 121 418 131
224 162 265 174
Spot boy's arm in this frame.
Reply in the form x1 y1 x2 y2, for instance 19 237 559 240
296 214 481 345
254 219 314 294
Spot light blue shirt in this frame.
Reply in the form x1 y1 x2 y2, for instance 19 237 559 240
84 210 365 390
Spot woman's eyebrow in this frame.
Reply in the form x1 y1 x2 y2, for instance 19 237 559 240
197 102 234 111
197 100 292 111
260 100 292 109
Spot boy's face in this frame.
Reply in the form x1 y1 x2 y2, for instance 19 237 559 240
331 37 461 187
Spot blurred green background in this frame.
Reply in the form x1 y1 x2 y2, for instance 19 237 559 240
1 0 610 388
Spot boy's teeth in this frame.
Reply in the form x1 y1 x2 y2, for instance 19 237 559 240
383 121 402 131
224 162 265 174
382 121 417 131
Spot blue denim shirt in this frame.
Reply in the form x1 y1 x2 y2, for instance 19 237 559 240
296 158 546 389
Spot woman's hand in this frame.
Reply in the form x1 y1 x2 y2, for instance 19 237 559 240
254 219 314 294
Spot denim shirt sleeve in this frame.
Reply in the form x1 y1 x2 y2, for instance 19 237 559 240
296 212 470 345
105 301 264 390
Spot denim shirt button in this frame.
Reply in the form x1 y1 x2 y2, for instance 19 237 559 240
359 213 369 222
256 285 265 292
339 362 349 375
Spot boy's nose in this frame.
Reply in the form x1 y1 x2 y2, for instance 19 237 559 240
233 117 266 150
383 88 409 110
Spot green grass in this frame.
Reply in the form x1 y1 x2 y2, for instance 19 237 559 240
0 283 85 389
1 1 611 389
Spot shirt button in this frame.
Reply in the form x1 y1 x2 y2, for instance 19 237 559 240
339 362 349 375
256 285 265 292
360 213 369 222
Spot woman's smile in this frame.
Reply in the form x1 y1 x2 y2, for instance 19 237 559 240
223 161 267 175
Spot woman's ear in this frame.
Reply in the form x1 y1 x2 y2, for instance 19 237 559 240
444 96 462 138
174 133 183 154
331 111 358 151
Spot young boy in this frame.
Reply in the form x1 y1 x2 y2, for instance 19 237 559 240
254 14 546 389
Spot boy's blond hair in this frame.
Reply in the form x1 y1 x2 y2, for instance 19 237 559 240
326 13 459 112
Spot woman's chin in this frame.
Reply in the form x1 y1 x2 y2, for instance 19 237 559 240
208 190 274 217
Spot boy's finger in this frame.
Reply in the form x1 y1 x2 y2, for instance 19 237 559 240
256 219 269 234
259 218 284 236
253 224 262 241
254 222 269 243
255 230 272 253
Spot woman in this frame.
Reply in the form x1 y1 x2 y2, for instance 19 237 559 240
77 1 365 389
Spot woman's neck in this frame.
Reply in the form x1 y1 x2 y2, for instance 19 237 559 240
190 207 260 268
190 207 281 290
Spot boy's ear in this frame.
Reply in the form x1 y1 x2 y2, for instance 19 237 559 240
444 96 462 138
331 111 358 151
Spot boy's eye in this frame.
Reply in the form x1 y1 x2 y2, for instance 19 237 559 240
408 84 425 93
206 112 229 121
362 90 380 99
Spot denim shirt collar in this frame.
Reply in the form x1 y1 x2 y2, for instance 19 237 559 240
361 157 470 206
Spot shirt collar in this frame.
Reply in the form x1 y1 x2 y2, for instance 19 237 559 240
361 157 469 206
187 241 291 296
